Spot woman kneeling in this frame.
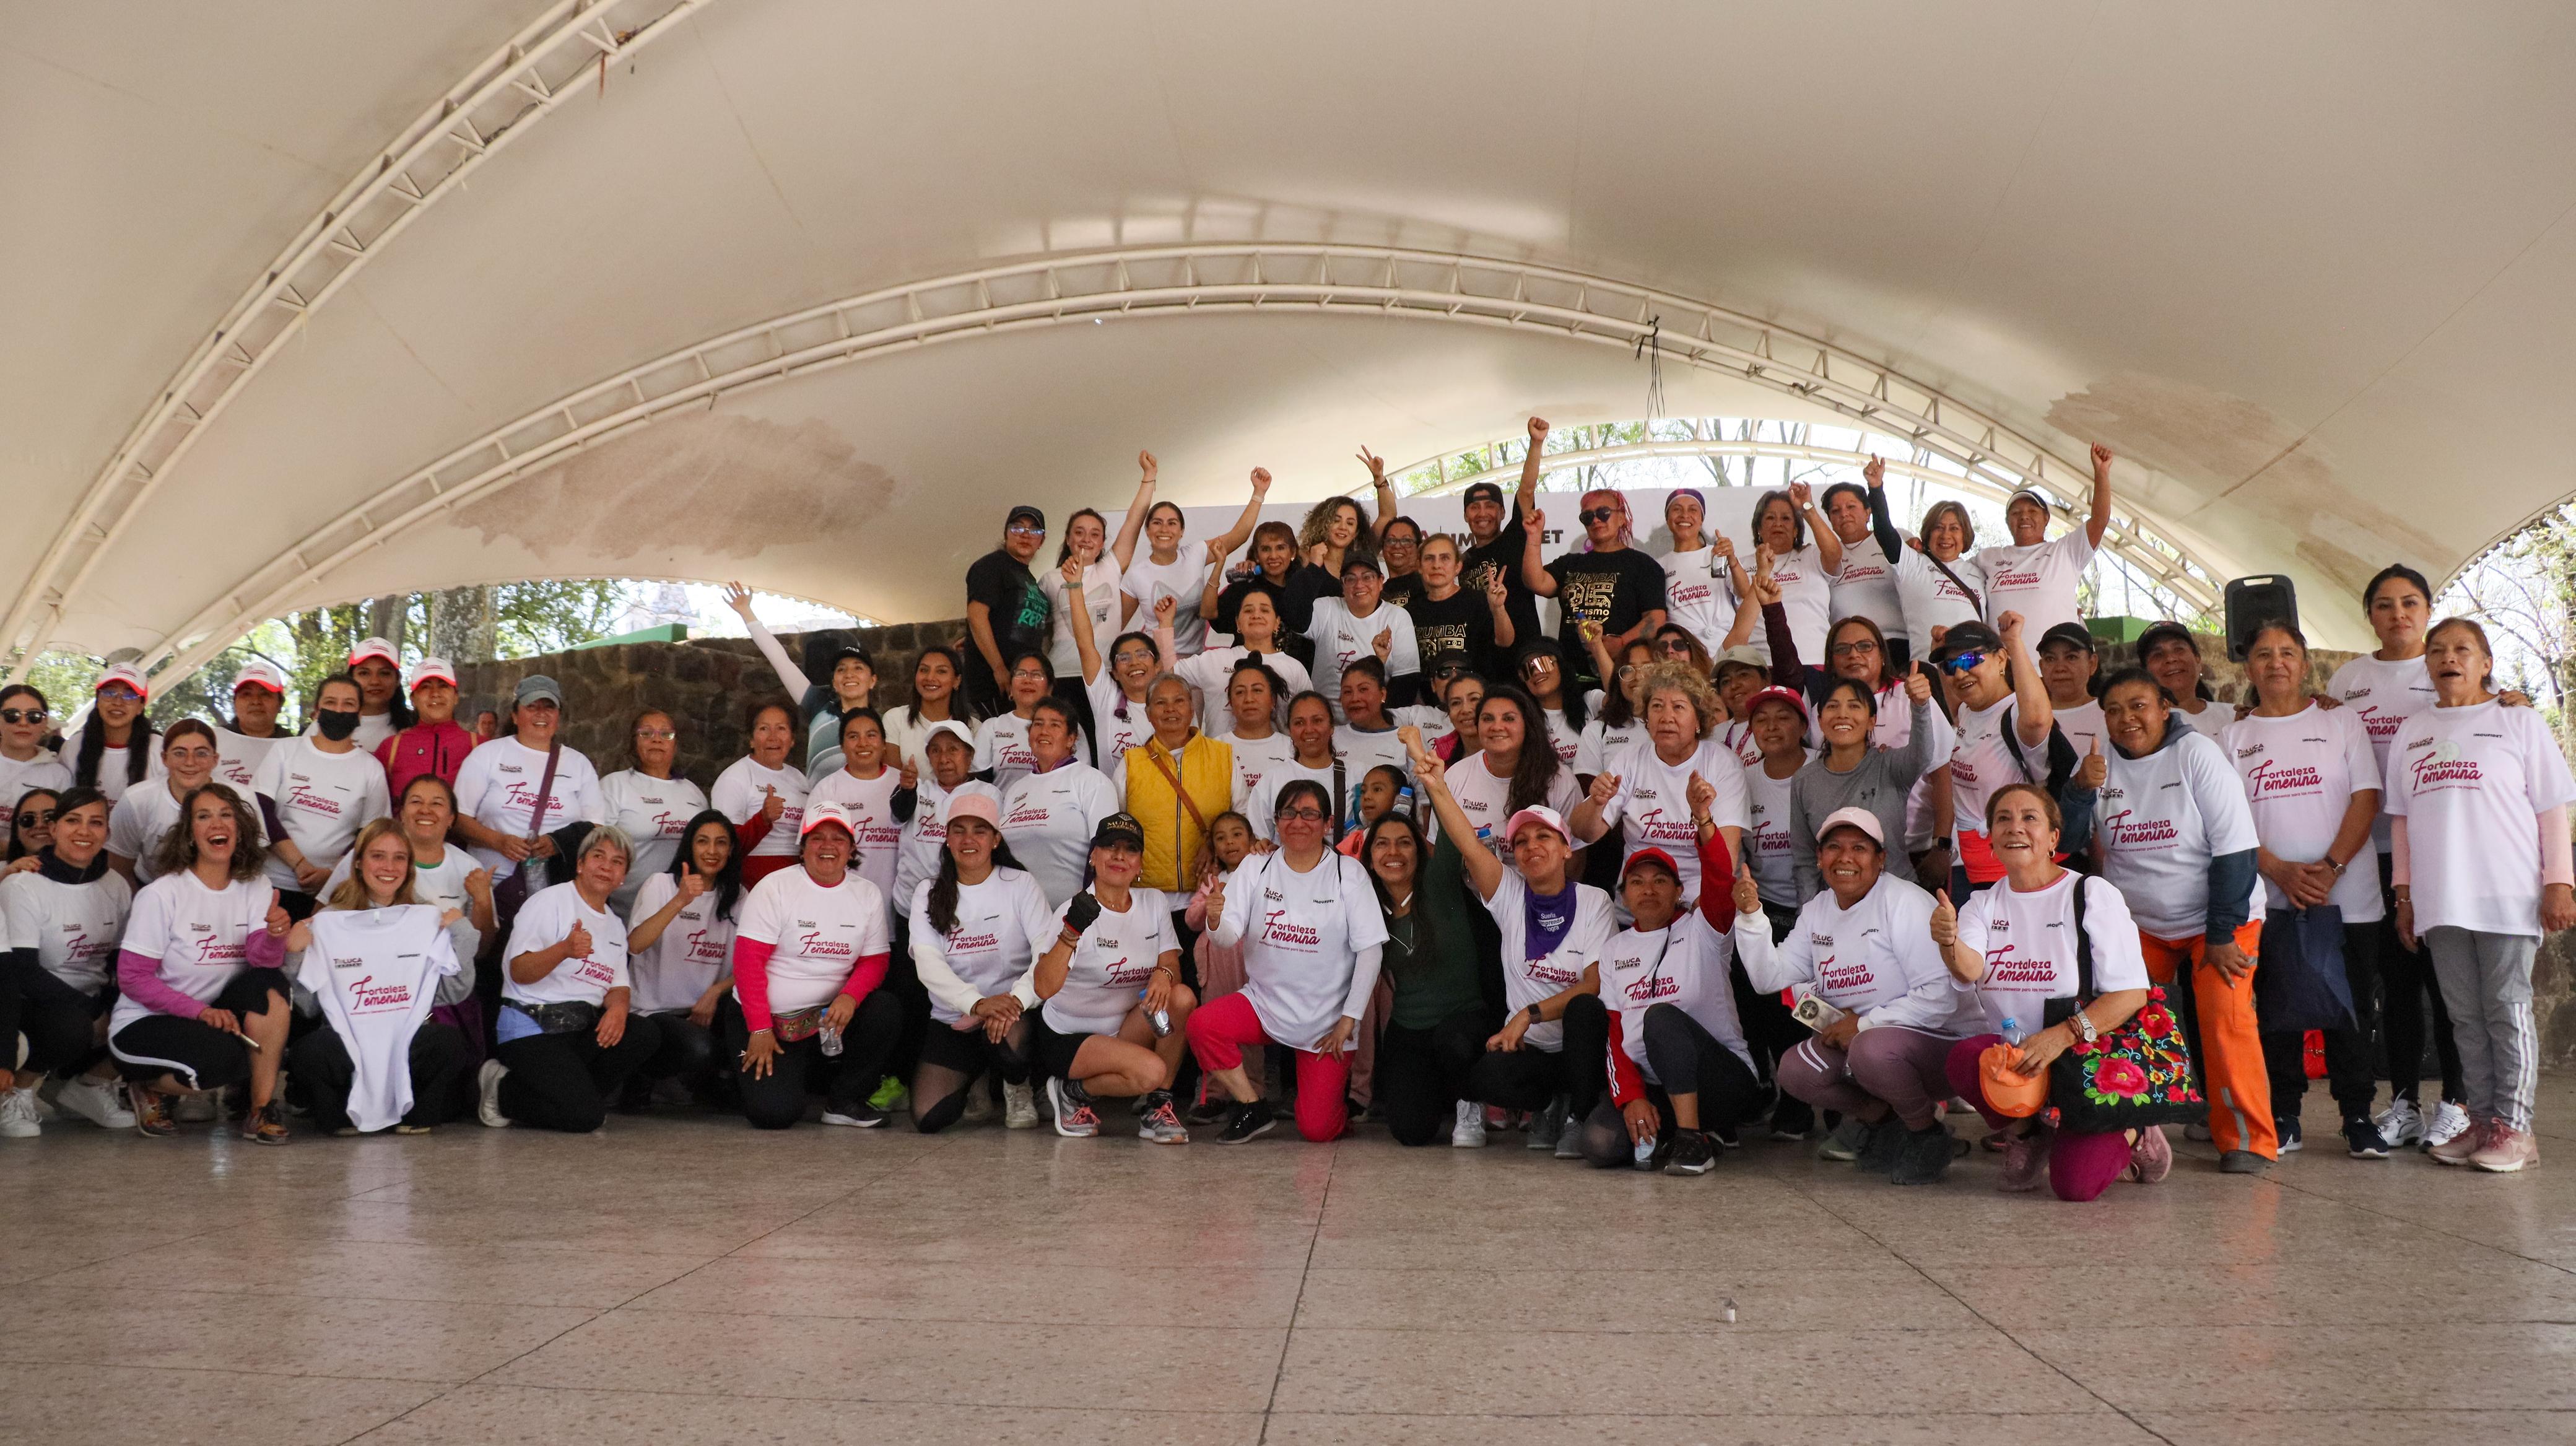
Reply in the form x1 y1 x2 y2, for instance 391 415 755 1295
481 826 662 1132
1025 812 1196 1143
731 802 901 1130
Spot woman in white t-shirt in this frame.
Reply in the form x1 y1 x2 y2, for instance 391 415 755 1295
1574 635 1656 788
109 783 294 1142
805 709 906 917
1024 811 1196 1143
2386 618 2576 1174
1723 486 1840 664
320 773 493 1024
1211 660 1300 818
905 783 1052 1133
1410 738 1614 1157
0 684 71 812
711 700 809 889
1513 644 1586 769
1039 500 1144 688
1567 664 1749 907
723 582 876 783
1172 590 1310 738
2136 622 2222 722
1123 461 1269 659
1819 460 1907 650
450 676 607 890
2096 667 2273 1171
255 675 393 915
1655 489 1736 658
0 787 136 1136
63 665 164 808
2220 621 2390 1158
286 818 469 1135
972 651 1069 790
1930 782 2169 1201
105 719 225 884
893 722 980 933
1247 692 1342 842
1194 778 1390 1144
596 708 709 917
879 645 969 777
1926 616 2058 894
622 810 741 1108
2326 564 2465 1151
729 803 902 1130
479 825 661 1133
1893 499 1987 664
1066 560 1167 780
1430 683 1582 871
999 699 1122 907
1970 445 2115 642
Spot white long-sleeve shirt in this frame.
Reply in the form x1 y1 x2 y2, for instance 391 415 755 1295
1733 872 1980 1035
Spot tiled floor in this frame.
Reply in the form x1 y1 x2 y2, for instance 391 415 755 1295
4 1079 2574 1446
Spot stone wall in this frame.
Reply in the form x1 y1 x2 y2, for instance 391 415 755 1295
454 618 970 788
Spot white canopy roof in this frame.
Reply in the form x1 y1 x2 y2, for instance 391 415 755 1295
11 0 2576 669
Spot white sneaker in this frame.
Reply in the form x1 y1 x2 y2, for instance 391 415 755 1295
476 1058 511 1128
1451 1099 1487 1148
51 1076 136 1130
0 1087 41 1138
2422 1100 2473 1151
1002 1080 1038 1130
2374 1097 2426 1148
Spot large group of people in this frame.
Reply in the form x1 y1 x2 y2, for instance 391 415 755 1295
1 424 2564 1192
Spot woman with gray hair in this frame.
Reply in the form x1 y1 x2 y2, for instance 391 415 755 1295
477 823 661 1132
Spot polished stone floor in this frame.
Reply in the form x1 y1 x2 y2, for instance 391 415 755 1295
4 1077 2574 1446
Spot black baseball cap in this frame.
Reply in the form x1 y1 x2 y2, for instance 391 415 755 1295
1091 812 1146 850
1005 504 1046 532
1461 481 1506 510
1928 621 2003 664
2136 620 2200 657
1341 549 1382 577
2036 621 2097 655
1426 647 1472 678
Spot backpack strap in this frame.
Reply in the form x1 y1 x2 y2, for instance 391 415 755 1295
2070 872 2097 1003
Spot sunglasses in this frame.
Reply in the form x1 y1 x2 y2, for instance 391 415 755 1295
16 809 54 827
0 708 45 725
1578 507 1617 525
1656 638 1693 654
1936 651 1988 676
1005 522 1045 538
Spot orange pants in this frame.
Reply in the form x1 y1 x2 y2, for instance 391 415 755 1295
2141 922 2274 1160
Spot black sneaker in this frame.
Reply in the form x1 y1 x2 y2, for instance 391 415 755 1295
1216 1101 1276 1145
1184 1093 1232 1127
2276 1117 2304 1154
2343 1118 2391 1159
820 1102 888 1128
1768 1094 1815 1140
1854 1117 1908 1175
1890 1124 1954 1186
1663 1128 1717 1175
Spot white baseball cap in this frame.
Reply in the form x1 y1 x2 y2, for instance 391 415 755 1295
349 637 400 668
799 799 856 839
1814 805 1886 847
95 662 149 700
409 657 458 689
231 659 287 694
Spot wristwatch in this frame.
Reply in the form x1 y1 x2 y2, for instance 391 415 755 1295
1524 1004 1544 1027
2071 1010 2099 1045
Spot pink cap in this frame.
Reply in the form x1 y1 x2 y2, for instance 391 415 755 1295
798 799 856 839
349 637 400 668
95 662 149 700
409 657 458 689
941 782 1002 829
1503 804 1572 847
1814 804 1884 847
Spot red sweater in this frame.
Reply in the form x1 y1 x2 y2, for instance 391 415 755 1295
375 720 478 799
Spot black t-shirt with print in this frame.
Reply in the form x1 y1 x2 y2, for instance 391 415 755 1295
1460 510 1543 662
964 548 1047 703
1543 547 1669 686
1406 588 1503 682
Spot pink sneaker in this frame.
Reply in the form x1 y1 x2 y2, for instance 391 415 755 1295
2470 1124 2539 1174
1998 1124 2051 1191
2430 1117 2491 1168
2124 1124 2172 1185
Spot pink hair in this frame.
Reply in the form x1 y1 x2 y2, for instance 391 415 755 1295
1578 488 1635 552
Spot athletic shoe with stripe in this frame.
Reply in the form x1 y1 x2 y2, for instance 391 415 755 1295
1216 1100 1275 1144
1048 1078 1100 1138
1137 1091 1188 1144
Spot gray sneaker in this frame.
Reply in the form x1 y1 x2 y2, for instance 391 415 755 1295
1527 1094 1570 1152
1817 1116 1871 1162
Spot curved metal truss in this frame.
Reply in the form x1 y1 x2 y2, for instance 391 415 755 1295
142 243 2224 684
2 0 715 682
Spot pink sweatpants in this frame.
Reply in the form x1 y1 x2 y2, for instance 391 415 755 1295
1185 991 1349 1143
1943 1035 2134 1203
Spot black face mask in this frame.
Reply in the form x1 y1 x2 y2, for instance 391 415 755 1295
315 708 361 742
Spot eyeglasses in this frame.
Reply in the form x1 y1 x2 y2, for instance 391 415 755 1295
1616 664 1641 679
97 686 141 702
1828 640 1880 656
1578 507 1617 525
0 708 45 725
1277 807 1327 823
1936 651 1987 676
15 809 53 827
635 728 677 741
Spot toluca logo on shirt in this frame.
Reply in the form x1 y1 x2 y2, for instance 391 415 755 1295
2235 743 2263 759
331 951 365 970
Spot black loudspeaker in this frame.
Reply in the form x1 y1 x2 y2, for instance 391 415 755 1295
2222 575 2298 661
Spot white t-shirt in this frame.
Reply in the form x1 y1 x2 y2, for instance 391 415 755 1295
209 727 282 798
1222 850 1388 1052
1245 757 1339 841
2096 728 2263 941
1124 548 1214 658
1973 530 2094 640
598 769 708 915
892 777 957 913
1 866 131 993
1594 738 1751 905
1947 696 2047 878
1175 648 1310 736
321 842 484 1000
1218 731 1300 821
451 738 606 882
1829 529 1905 634
711 756 809 861
252 738 391 892
973 712 1094 791
624 871 736 1016
1305 600 1421 721
107 779 214 883
1538 707 1582 767
1743 756 1811 907
999 762 1122 906
1431 749 1583 869
1333 724 1411 795
298 906 456 1133
0 751 72 807
1041 559 1127 676
1041 887 1174 1035
1575 714 1648 779
1658 547 1733 656
500 882 629 1009
1086 673 1158 789
2219 704 2385 921
110 870 277 1034
910 868 1056 1025
1717 718 1763 769
2050 699 2106 762
1954 870 2151 1037
1893 547 1986 661
59 725 167 808
806 767 905 917
734 866 890 1017
1734 873 1980 1034
879 705 963 777
1762 543 1834 664
340 712 401 755
1481 869 1616 1053
1599 911 1751 1081
2384 699 2576 938
2326 653 2439 852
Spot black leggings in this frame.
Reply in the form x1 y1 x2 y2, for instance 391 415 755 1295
1575 1005 1765 1167
637 1006 727 1091
1377 1006 1496 1146
882 921 933 1090
731 990 901 1130
910 1016 1035 1134
110 968 292 1092
289 1021 470 1132
4 953 108 1078
2375 851 2463 1105
2260 920 2386 1123
495 1016 664 1133
1465 993 1609 1118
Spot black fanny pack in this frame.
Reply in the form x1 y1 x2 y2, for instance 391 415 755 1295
510 1000 601 1036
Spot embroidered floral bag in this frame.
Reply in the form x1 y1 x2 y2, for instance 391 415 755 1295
2042 874 2204 1133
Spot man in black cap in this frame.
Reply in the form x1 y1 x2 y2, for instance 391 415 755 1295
2035 620 2106 758
963 505 1051 716
1457 417 1550 666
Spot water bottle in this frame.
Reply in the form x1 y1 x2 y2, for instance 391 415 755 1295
2000 1016 2022 1046
1398 785 1416 817
818 1023 845 1057
1632 1133 1656 1169
1138 987 1171 1037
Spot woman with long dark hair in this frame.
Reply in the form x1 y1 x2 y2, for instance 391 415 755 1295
66 664 159 806
1427 682 1581 870
622 809 744 1108
907 783 1053 1133
341 637 414 752
0 787 136 1136
881 644 968 775
0 684 69 808
1515 644 1588 767
6 786 61 866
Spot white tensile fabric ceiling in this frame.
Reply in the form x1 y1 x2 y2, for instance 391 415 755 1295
9 0 2576 669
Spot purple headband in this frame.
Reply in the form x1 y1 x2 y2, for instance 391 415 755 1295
1668 488 1706 511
